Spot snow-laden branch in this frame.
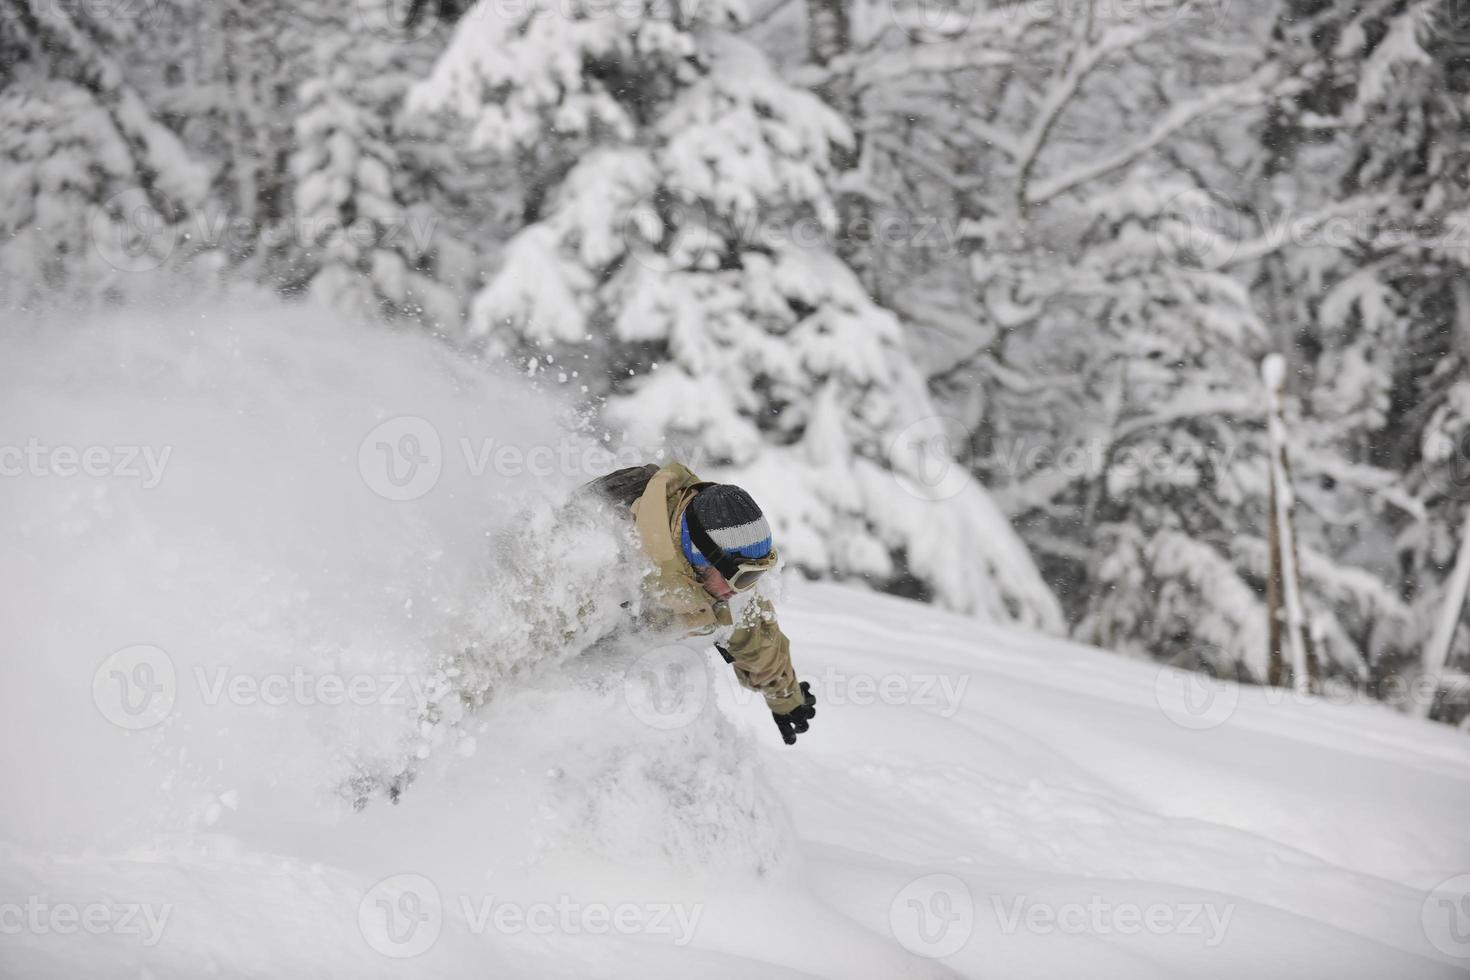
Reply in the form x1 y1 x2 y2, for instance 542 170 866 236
1290 443 1425 521
1222 194 1395 268
1013 17 1175 212
1109 390 1261 445
869 135 991 191
1026 67 1280 206
851 42 1018 93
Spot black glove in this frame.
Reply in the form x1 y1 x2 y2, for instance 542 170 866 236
771 681 816 745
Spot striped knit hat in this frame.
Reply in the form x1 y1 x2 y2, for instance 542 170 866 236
680 485 772 568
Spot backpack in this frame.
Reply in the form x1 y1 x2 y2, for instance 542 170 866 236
578 463 659 510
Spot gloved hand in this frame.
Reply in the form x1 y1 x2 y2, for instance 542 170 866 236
772 681 816 745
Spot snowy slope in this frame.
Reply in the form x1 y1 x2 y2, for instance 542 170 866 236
3 307 1470 979
4 581 1470 979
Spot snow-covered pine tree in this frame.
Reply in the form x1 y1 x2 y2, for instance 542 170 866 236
1262 0 1470 717
282 35 468 335
1028 174 1279 679
409 0 1062 627
0 0 208 310
820 0 1414 684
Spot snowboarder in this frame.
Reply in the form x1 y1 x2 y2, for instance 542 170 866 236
583 462 817 744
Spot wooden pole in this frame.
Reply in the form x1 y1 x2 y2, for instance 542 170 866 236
1267 459 1285 687
1419 505 1470 718
1263 355 1313 695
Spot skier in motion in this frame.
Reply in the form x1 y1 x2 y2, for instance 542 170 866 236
584 461 818 744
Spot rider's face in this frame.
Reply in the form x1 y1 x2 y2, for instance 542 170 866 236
696 565 735 601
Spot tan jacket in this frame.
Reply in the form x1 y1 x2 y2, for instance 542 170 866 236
629 462 803 714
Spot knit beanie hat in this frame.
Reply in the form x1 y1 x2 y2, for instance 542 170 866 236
680 485 772 568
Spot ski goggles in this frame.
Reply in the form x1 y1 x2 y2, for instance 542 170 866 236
723 550 779 592
684 507 779 592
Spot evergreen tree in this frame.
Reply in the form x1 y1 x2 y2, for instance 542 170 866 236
284 36 467 334
0 0 208 309
410 0 1063 627
1263 0 1470 716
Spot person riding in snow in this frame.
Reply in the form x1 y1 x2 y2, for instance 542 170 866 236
583 461 817 744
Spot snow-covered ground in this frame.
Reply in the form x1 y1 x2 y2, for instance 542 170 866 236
4 308 1470 979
